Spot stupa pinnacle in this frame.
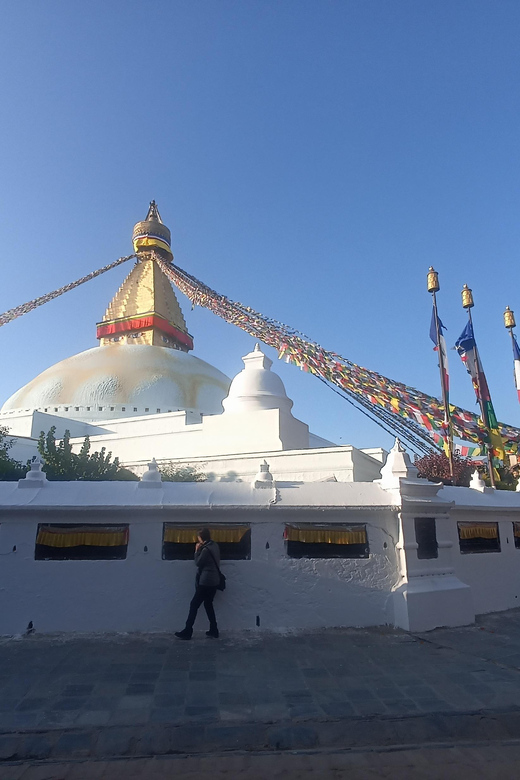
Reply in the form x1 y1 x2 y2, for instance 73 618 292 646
96 203 193 352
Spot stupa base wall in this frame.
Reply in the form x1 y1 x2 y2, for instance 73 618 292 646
392 576 475 633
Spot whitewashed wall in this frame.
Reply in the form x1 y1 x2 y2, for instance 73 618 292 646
450 509 520 615
0 509 399 636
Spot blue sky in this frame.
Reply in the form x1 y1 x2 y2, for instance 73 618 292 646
0 0 519 452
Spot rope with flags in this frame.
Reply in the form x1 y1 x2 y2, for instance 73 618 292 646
0 254 135 328
0 247 519 456
152 253 520 456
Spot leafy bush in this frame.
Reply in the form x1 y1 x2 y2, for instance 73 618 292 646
37 427 138 481
159 462 206 482
0 425 26 480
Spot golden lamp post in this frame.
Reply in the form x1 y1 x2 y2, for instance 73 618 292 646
504 305 519 403
427 267 454 481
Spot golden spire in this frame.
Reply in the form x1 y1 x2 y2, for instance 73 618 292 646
96 204 193 351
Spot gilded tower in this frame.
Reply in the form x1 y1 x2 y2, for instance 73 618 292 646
96 202 194 351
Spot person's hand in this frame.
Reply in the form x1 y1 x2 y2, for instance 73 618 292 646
195 542 202 551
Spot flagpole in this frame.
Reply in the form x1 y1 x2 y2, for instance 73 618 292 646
427 267 454 482
462 284 496 488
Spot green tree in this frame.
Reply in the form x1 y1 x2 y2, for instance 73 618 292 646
159 462 206 482
0 425 26 481
37 427 138 481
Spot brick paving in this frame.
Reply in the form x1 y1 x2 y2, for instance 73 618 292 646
2 609 520 767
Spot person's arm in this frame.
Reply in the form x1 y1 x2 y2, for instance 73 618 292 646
194 545 208 567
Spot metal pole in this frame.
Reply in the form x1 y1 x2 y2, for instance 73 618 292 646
467 307 496 488
431 288 455 482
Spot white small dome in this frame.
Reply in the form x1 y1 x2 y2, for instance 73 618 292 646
1 344 230 422
223 344 293 415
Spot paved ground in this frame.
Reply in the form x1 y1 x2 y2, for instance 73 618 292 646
4 742 520 779
3 609 520 773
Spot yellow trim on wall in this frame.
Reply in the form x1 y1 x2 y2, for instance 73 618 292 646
458 522 498 540
285 526 367 545
37 526 128 548
163 525 249 544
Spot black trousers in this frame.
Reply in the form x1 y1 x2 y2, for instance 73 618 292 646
185 586 218 632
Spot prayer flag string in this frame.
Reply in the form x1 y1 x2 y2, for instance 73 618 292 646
0 254 136 328
1 245 518 457
154 253 520 456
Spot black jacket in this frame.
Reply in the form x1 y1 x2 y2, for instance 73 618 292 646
194 540 220 587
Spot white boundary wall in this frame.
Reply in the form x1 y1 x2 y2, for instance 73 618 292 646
0 509 399 636
449 509 520 615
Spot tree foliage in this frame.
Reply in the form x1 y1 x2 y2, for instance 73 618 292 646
159 462 206 482
37 427 138 481
481 463 519 491
415 452 474 486
0 425 26 481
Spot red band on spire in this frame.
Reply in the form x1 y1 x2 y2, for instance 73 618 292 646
96 315 193 350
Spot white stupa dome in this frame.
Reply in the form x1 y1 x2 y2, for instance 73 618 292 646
1 344 230 423
223 344 293 414
1 204 233 425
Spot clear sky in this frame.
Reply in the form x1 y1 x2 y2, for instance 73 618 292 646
0 0 519 453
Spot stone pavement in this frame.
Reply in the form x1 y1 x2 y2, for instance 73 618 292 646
3 609 520 768
4 742 520 779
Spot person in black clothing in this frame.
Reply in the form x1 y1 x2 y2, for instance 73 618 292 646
175 528 220 640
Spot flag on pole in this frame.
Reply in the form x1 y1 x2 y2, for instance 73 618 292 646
429 308 450 406
513 333 520 403
455 321 506 462
430 307 452 456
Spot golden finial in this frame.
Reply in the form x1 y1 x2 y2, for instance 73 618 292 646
427 266 440 293
461 284 474 309
504 306 516 329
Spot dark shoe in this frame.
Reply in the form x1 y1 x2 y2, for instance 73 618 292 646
175 630 192 640
206 629 219 639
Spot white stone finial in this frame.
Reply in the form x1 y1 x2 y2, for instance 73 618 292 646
469 469 486 492
377 438 419 491
253 460 275 489
469 468 494 494
138 458 163 488
393 438 406 453
18 458 47 489
27 458 45 479
375 439 442 499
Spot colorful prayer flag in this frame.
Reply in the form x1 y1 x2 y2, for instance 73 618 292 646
429 308 450 404
455 321 505 462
